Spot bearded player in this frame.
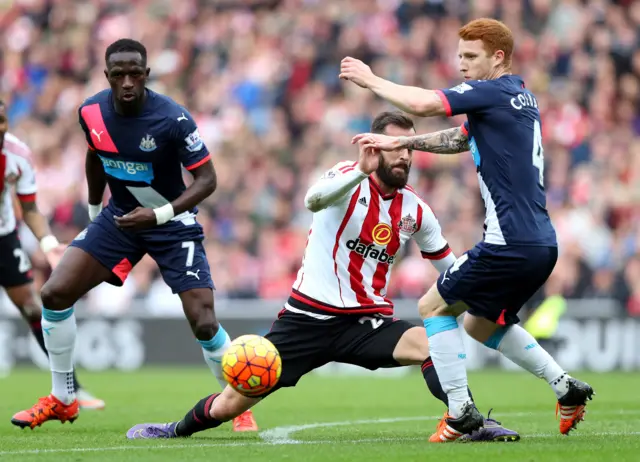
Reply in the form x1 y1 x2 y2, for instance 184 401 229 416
341 18 594 441
11 39 256 432
126 111 519 443
0 100 104 411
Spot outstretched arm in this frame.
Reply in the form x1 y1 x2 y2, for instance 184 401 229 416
399 126 469 154
341 58 497 118
366 79 445 118
339 57 446 117
353 126 469 155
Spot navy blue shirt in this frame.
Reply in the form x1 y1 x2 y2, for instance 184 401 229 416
78 89 211 216
437 75 557 246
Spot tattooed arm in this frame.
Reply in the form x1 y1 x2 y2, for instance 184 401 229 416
354 126 469 155
399 126 469 154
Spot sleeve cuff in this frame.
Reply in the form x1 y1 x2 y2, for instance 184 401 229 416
17 193 36 202
421 245 452 260
185 153 212 171
434 90 452 117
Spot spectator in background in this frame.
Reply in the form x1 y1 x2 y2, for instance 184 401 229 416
1 0 639 315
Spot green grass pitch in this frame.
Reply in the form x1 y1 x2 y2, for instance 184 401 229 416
1 368 639 461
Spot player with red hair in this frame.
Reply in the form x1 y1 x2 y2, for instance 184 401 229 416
341 18 594 442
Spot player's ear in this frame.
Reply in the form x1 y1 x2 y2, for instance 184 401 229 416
145 68 150 78
493 50 505 67
104 69 109 80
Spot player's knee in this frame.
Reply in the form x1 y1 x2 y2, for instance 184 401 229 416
40 280 73 310
418 285 463 319
193 307 217 341
182 290 217 340
194 320 218 341
393 327 430 365
418 285 444 319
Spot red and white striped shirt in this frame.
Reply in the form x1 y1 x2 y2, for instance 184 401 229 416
291 161 451 316
0 132 37 236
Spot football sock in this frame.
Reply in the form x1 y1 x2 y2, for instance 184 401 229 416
484 324 569 398
42 307 76 404
175 393 223 436
422 357 473 408
30 320 82 392
424 316 472 418
198 325 232 390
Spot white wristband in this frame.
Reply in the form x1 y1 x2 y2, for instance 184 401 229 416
88 203 103 221
153 203 175 225
40 235 59 254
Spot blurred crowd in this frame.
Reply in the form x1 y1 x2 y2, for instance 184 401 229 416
1 0 640 316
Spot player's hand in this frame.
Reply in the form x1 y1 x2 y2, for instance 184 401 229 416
114 207 157 230
352 133 404 152
44 244 66 270
357 138 381 175
339 57 376 88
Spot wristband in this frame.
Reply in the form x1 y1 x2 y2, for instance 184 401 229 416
40 235 59 254
88 203 103 221
153 203 175 225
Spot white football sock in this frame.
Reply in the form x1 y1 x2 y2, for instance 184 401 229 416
42 307 76 404
487 324 569 398
424 316 472 418
198 325 232 390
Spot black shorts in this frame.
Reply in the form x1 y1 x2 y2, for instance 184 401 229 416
263 301 415 397
0 230 33 288
437 242 558 325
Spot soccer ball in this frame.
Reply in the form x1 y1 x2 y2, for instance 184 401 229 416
221 334 282 397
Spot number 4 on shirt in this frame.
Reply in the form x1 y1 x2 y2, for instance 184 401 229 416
531 120 544 187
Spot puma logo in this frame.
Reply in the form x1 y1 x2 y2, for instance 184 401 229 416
177 113 188 122
186 269 201 280
441 269 450 284
91 129 103 142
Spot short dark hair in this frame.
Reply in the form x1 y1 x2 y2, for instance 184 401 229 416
371 111 415 134
105 38 147 66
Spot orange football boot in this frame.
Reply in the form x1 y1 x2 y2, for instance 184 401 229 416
429 403 483 443
233 410 258 432
429 412 464 442
11 395 79 429
556 377 594 435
